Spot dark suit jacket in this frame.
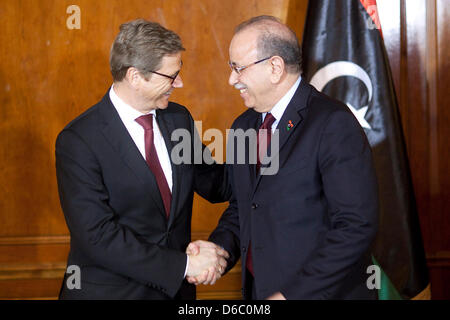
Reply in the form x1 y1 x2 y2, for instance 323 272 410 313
210 80 379 299
56 91 230 299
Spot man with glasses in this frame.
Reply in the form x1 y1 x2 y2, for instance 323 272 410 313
189 15 379 300
55 19 230 299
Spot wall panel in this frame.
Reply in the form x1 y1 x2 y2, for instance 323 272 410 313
378 0 450 299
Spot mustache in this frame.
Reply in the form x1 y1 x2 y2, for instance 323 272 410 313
234 83 247 90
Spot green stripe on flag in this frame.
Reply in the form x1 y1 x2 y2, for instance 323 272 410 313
372 256 403 300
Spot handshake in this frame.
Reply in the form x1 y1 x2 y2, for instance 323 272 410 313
185 240 229 285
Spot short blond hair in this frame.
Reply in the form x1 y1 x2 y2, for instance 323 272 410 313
110 19 185 81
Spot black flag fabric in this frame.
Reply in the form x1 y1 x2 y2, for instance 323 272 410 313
301 0 429 299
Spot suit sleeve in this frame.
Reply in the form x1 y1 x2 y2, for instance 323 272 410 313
281 109 379 299
208 163 241 272
188 112 232 203
55 129 186 298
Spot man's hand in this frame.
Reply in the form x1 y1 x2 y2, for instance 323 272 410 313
266 292 286 300
185 240 229 285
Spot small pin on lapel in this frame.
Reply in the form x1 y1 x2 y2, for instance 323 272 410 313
287 120 294 131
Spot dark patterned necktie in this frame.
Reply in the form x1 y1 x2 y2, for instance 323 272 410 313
256 113 276 172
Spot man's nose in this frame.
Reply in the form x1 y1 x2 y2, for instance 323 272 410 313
172 74 183 88
228 70 239 87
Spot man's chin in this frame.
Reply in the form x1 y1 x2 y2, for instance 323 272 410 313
156 100 170 109
244 101 256 110
247 104 266 113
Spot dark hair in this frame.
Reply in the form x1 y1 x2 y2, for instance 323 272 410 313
235 15 302 74
110 19 185 81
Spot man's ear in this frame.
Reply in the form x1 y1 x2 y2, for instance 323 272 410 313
125 67 142 87
269 56 285 83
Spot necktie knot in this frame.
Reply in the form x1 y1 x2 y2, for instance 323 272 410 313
261 113 276 130
135 114 154 130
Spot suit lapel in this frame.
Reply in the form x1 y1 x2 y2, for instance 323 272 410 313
252 80 312 195
155 107 180 228
98 93 167 218
246 111 262 189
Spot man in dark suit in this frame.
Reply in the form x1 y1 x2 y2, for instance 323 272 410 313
189 15 379 299
55 19 230 300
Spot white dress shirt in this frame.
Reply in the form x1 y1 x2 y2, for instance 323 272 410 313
262 76 302 131
109 86 191 276
109 85 173 192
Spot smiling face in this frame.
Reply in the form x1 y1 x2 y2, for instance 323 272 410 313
228 28 276 113
138 52 183 110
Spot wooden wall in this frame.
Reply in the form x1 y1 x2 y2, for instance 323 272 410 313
0 0 448 299
0 0 305 300
377 0 449 299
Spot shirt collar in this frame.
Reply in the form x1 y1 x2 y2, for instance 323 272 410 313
264 75 301 122
109 84 156 124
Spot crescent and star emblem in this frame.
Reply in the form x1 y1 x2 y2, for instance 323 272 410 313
310 61 372 130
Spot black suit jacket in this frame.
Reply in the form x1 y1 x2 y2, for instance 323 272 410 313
56 91 229 299
210 80 379 299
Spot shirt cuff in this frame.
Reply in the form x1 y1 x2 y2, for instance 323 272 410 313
184 254 189 278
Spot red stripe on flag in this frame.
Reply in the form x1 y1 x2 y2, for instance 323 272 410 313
360 0 383 37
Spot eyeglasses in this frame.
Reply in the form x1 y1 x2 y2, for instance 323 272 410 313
147 69 180 84
228 56 272 75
